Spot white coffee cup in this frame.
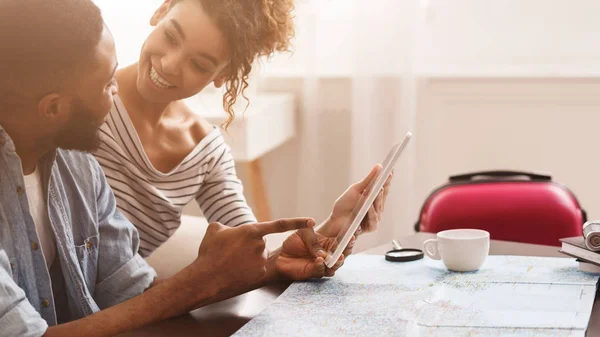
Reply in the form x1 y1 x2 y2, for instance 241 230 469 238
423 229 490 272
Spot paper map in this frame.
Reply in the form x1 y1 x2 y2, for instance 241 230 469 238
233 255 599 337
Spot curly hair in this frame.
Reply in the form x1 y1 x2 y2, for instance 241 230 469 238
170 0 295 129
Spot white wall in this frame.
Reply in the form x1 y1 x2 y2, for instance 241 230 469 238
94 0 600 79
416 0 600 76
93 0 161 67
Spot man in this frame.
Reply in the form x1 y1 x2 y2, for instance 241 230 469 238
0 0 390 336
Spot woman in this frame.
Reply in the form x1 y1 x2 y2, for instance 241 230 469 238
93 0 392 257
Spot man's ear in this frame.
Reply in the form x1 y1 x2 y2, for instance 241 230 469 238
38 93 65 122
150 0 173 26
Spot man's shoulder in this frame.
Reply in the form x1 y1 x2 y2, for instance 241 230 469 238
57 148 98 163
52 149 109 203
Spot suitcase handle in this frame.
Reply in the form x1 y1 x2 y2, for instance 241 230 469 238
449 170 552 182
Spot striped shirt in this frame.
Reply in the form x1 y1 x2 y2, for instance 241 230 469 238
93 95 257 257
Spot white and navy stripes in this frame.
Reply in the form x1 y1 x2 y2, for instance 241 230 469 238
93 96 256 257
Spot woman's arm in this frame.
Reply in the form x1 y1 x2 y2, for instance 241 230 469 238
195 142 257 227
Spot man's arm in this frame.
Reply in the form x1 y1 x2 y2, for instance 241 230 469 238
91 156 156 309
0 250 48 337
43 259 219 337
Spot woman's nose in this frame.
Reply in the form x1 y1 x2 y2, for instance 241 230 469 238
161 53 181 77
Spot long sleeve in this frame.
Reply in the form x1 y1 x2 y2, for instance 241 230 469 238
0 249 48 337
90 158 157 309
195 144 257 227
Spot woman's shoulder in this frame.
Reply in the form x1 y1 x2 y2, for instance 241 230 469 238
175 100 220 146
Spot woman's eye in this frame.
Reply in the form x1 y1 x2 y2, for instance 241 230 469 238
192 62 208 73
165 31 177 46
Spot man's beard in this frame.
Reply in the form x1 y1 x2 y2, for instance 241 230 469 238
54 99 103 152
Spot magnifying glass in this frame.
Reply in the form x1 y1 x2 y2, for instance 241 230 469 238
385 239 424 262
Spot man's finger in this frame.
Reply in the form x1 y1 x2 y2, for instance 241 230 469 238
330 254 345 271
297 228 327 258
320 254 344 278
355 164 383 193
299 257 327 280
312 256 327 277
206 222 225 234
255 218 316 237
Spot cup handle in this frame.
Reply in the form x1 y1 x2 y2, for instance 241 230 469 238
423 239 441 260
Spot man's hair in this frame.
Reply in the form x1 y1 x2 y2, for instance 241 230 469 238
0 0 104 112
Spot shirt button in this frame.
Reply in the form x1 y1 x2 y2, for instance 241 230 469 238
31 242 39 251
10 263 15 270
41 299 50 308
16 186 23 195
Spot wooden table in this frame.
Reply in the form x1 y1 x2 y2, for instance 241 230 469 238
118 233 600 337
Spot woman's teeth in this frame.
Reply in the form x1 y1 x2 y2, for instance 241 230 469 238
150 67 175 89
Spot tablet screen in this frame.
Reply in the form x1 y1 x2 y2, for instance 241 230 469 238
324 132 412 268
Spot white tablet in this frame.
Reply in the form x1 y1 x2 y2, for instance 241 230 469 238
324 131 412 268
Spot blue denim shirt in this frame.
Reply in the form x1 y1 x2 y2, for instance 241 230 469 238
0 127 156 336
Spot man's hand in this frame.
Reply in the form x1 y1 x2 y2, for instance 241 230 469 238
274 228 346 280
194 218 316 293
319 164 394 255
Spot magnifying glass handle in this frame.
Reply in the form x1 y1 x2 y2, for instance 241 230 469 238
392 239 402 250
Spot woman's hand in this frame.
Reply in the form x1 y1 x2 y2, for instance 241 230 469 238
318 165 394 256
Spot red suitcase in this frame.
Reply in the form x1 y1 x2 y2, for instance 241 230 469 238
414 171 586 246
